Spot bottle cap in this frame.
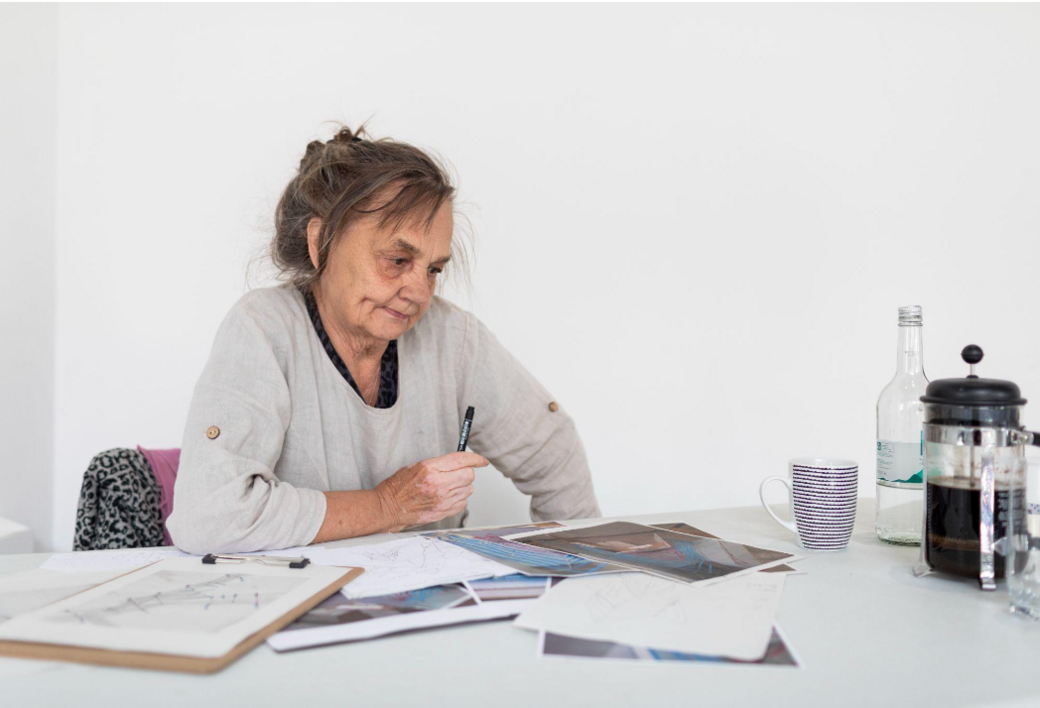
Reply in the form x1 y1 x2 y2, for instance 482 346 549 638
898 305 923 326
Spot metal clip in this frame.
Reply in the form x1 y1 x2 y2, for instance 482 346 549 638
202 553 311 569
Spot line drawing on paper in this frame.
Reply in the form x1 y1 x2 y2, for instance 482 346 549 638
44 571 307 634
584 573 690 624
329 536 513 598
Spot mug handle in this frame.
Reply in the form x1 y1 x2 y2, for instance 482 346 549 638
759 476 798 537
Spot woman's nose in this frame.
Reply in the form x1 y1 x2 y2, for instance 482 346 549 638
400 266 433 304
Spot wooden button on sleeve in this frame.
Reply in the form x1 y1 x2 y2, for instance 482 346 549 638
206 426 221 440
548 402 559 412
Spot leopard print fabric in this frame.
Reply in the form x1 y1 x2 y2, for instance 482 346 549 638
73 448 166 551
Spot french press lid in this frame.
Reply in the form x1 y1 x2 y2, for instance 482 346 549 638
920 345 1027 428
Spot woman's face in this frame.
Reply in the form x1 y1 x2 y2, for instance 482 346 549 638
309 199 454 344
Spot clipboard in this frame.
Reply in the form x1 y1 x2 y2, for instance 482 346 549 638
0 559 363 674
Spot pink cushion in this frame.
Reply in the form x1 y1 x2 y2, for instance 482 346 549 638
137 446 180 546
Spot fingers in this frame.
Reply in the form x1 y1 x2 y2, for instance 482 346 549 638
439 466 476 492
426 452 489 473
442 486 474 516
443 483 474 505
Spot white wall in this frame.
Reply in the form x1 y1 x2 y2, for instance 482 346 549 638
0 5 57 550
30 3 1040 550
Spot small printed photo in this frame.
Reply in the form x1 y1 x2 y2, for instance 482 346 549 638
541 627 799 667
467 575 550 602
288 584 470 629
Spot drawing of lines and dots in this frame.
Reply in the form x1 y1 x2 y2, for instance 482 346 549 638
44 571 307 634
344 537 496 584
585 574 689 624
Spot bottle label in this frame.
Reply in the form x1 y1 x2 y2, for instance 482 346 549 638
876 439 923 485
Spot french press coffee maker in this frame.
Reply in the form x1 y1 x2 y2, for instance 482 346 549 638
912 345 1040 590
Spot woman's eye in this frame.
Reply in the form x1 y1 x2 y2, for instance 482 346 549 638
428 267 442 276
390 258 407 267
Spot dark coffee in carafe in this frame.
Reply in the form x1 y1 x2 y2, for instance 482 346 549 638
925 476 1025 578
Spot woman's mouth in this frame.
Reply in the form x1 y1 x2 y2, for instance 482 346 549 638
383 307 408 320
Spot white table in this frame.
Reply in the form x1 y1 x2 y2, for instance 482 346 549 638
1 499 1039 708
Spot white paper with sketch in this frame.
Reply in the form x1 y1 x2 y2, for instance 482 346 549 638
39 548 191 573
0 569 126 625
0 558 350 658
514 571 787 661
319 536 515 599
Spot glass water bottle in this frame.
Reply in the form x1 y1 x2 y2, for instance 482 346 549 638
876 305 929 545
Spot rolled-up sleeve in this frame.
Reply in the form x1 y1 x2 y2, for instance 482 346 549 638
166 306 326 554
460 315 601 522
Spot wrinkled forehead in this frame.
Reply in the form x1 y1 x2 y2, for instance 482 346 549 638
357 195 454 261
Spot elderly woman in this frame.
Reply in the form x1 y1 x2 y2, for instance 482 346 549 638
167 126 600 553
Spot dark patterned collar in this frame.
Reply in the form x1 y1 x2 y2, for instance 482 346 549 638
303 290 399 409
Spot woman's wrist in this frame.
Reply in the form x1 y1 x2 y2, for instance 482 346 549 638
314 487 402 543
374 481 405 533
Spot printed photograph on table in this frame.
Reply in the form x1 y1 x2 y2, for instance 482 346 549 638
428 527 630 578
651 523 800 574
540 626 799 666
269 578 551 652
466 574 550 601
288 584 471 628
514 521 797 585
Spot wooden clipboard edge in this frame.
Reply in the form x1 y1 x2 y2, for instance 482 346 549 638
0 565 364 675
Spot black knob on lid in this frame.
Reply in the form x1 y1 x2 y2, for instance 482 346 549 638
921 344 1027 423
962 345 984 366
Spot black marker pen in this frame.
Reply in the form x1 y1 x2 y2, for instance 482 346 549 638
457 406 475 452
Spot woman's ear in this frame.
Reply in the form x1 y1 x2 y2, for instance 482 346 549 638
307 218 322 271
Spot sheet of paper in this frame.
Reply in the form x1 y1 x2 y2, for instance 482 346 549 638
39 548 191 573
509 521 799 587
314 536 516 599
0 558 351 659
539 624 799 667
514 571 787 660
0 569 126 624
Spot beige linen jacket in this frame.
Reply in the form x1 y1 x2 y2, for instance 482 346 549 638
166 286 600 554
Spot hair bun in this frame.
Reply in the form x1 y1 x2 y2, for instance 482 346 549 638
331 126 364 145
299 140 325 168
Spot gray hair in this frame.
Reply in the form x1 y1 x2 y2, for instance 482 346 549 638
271 123 470 293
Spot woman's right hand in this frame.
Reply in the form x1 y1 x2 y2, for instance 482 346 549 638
375 452 489 531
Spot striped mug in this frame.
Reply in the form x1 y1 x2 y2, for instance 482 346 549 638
759 457 858 551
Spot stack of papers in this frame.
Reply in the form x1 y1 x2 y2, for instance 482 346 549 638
506 520 803 664
0 519 802 666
